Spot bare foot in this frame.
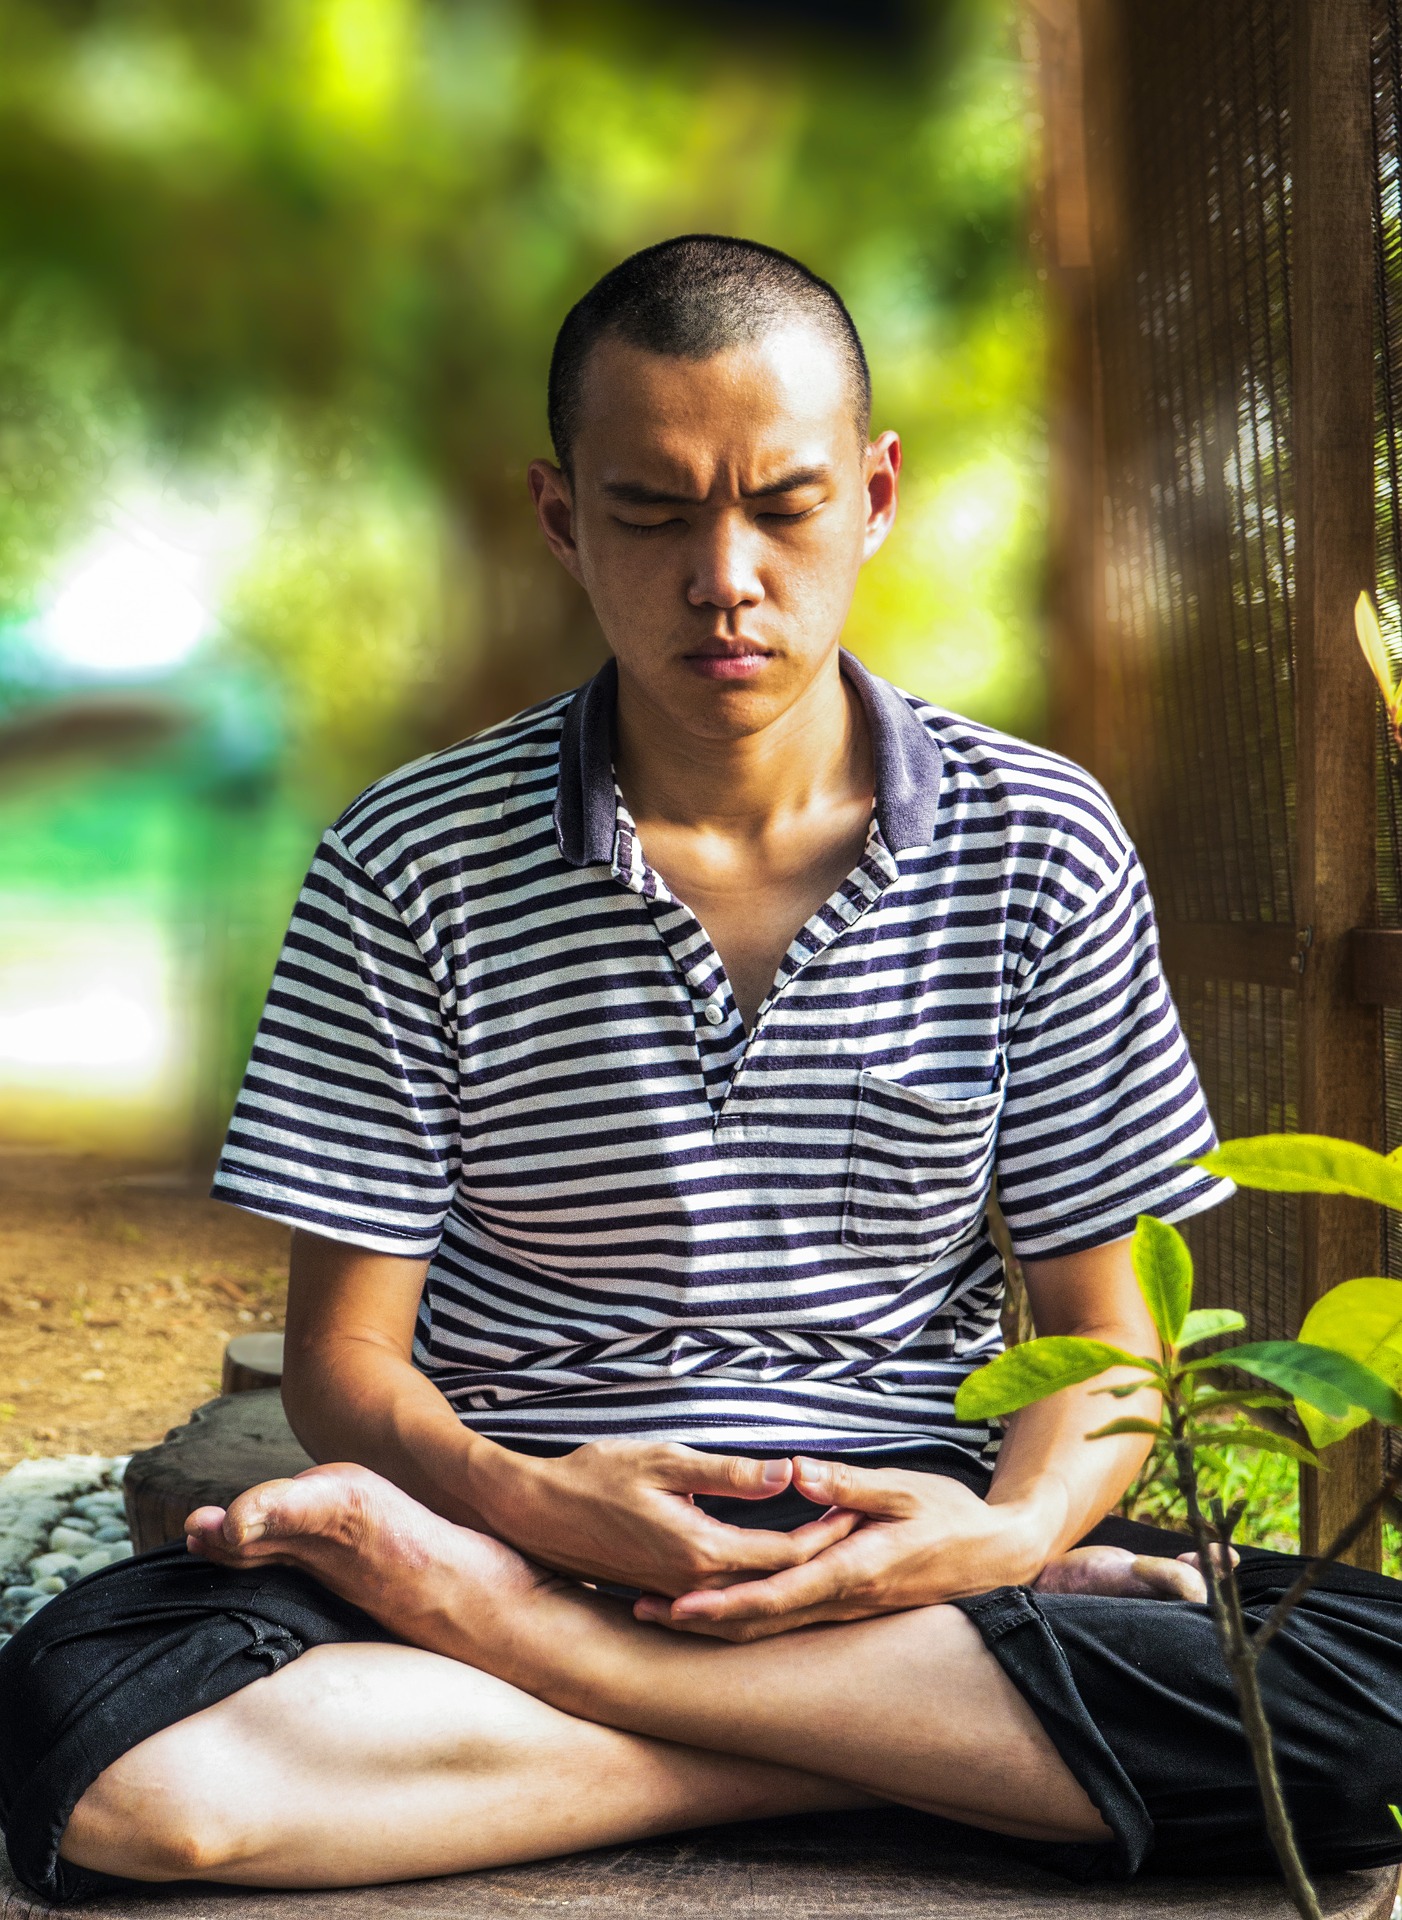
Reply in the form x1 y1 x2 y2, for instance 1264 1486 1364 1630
1033 1544 1219 1603
185 1463 558 1649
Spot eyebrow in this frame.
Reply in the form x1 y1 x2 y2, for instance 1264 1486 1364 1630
602 466 832 508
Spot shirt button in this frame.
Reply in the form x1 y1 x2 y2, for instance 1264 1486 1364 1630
703 1002 725 1026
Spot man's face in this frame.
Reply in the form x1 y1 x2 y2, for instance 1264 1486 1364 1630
529 323 900 740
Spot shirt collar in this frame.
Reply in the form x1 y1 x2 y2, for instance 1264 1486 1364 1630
553 649 941 867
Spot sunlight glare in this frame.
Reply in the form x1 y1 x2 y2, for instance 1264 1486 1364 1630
43 531 212 676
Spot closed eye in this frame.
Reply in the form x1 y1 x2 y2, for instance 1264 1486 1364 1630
613 517 684 535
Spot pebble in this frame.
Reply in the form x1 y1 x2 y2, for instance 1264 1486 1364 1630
28 1552 81 1582
48 1525 98 1555
71 1496 125 1523
0 1457 134 1613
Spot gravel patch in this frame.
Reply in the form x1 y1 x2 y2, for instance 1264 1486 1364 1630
0 1454 132 1645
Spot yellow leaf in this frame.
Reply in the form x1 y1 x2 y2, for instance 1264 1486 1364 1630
1295 1278 1402 1448
1356 591 1397 706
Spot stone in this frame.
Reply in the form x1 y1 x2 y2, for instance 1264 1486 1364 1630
25 1553 79 1583
70 1492 124 1520
0 1457 122 1589
72 1549 114 1577
91 1523 129 1543
46 1526 96 1555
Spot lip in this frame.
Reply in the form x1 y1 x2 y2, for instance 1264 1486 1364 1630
682 640 774 681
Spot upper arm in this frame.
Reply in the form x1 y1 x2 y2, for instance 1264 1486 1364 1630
284 1228 431 1382
993 846 1228 1262
1020 1234 1158 1349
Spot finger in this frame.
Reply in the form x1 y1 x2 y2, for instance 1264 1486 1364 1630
777 1506 864 1555
653 1543 861 1624
636 1601 842 1642
685 1507 861 1579
683 1510 852 1575
654 1446 794 1500
790 1456 912 1518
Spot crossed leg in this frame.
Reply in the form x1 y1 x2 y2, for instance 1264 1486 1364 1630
62 1465 1116 1889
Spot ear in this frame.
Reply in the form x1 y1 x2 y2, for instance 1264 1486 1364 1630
528 459 584 585
861 431 901 562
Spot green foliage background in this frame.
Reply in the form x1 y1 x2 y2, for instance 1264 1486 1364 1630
0 0 1045 1152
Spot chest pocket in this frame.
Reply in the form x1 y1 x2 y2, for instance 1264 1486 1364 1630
841 1061 1006 1266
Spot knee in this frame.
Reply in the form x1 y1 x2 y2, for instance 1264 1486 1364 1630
61 1750 245 1882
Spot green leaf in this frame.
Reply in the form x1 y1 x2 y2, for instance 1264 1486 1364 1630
1293 1279 1402 1447
1182 1424 1318 1465
1188 1389 1292 1415
954 1337 1158 1422
1131 1215 1194 1349
1227 1341 1402 1428
1085 1417 1164 1440
1177 1308 1247 1350
1195 1134 1402 1211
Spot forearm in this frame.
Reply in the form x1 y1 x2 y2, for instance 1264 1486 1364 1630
990 1235 1164 1576
985 1368 1158 1574
281 1334 506 1532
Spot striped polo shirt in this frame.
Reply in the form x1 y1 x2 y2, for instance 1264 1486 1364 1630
213 652 1228 1464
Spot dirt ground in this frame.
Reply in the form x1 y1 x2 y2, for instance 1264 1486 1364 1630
0 1148 290 1471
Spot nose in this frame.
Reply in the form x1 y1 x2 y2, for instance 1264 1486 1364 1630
686 513 764 614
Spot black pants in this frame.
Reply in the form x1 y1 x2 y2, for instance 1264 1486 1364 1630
4 1450 1402 1902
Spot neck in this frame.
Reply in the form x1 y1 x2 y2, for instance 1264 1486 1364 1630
613 653 871 833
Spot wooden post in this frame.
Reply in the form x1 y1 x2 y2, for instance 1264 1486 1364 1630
1292 0 1384 1566
1031 0 1110 788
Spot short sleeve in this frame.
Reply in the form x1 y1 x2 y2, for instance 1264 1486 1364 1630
994 848 1230 1260
211 828 460 1256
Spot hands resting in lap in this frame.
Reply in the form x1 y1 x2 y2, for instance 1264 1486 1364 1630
469 1441 1219 1645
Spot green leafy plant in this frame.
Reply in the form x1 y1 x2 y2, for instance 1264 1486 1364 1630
955 1134 1402 1920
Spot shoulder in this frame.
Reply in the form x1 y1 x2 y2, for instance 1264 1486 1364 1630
901 689 1135 896
326 690 573 889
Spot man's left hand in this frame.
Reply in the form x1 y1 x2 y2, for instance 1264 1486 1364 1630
631 1457 1045 1642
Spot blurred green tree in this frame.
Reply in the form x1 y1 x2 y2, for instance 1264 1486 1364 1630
0 0 1042 811
0 0 1042 1154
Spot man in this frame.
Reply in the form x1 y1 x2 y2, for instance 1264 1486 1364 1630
5 237 1402 1900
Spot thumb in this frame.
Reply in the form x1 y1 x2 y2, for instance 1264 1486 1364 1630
791 1455 910 1516
656 1447 794 1500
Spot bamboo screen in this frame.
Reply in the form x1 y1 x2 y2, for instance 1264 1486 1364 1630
1089 1 1299 1337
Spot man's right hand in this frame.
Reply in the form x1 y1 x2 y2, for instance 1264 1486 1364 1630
468 1438 859 1596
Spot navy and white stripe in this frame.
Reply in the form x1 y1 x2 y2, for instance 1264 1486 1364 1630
213 653 1228 1463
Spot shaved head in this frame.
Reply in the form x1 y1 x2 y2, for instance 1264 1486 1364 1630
548 235 871 474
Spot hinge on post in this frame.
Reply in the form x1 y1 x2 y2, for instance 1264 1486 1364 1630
1294 926 1314 974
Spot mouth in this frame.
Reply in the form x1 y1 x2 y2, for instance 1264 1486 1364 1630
682 639 775 681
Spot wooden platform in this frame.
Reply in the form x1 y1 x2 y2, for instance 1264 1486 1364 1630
3 1814 1398 1918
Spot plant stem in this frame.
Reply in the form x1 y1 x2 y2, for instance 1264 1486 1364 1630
1166 1392 1323 1920
1254 1463 1402 1652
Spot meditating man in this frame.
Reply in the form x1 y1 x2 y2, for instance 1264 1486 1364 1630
5 236 1402 1903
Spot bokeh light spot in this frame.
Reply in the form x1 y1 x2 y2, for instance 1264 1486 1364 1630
43 534 212 678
